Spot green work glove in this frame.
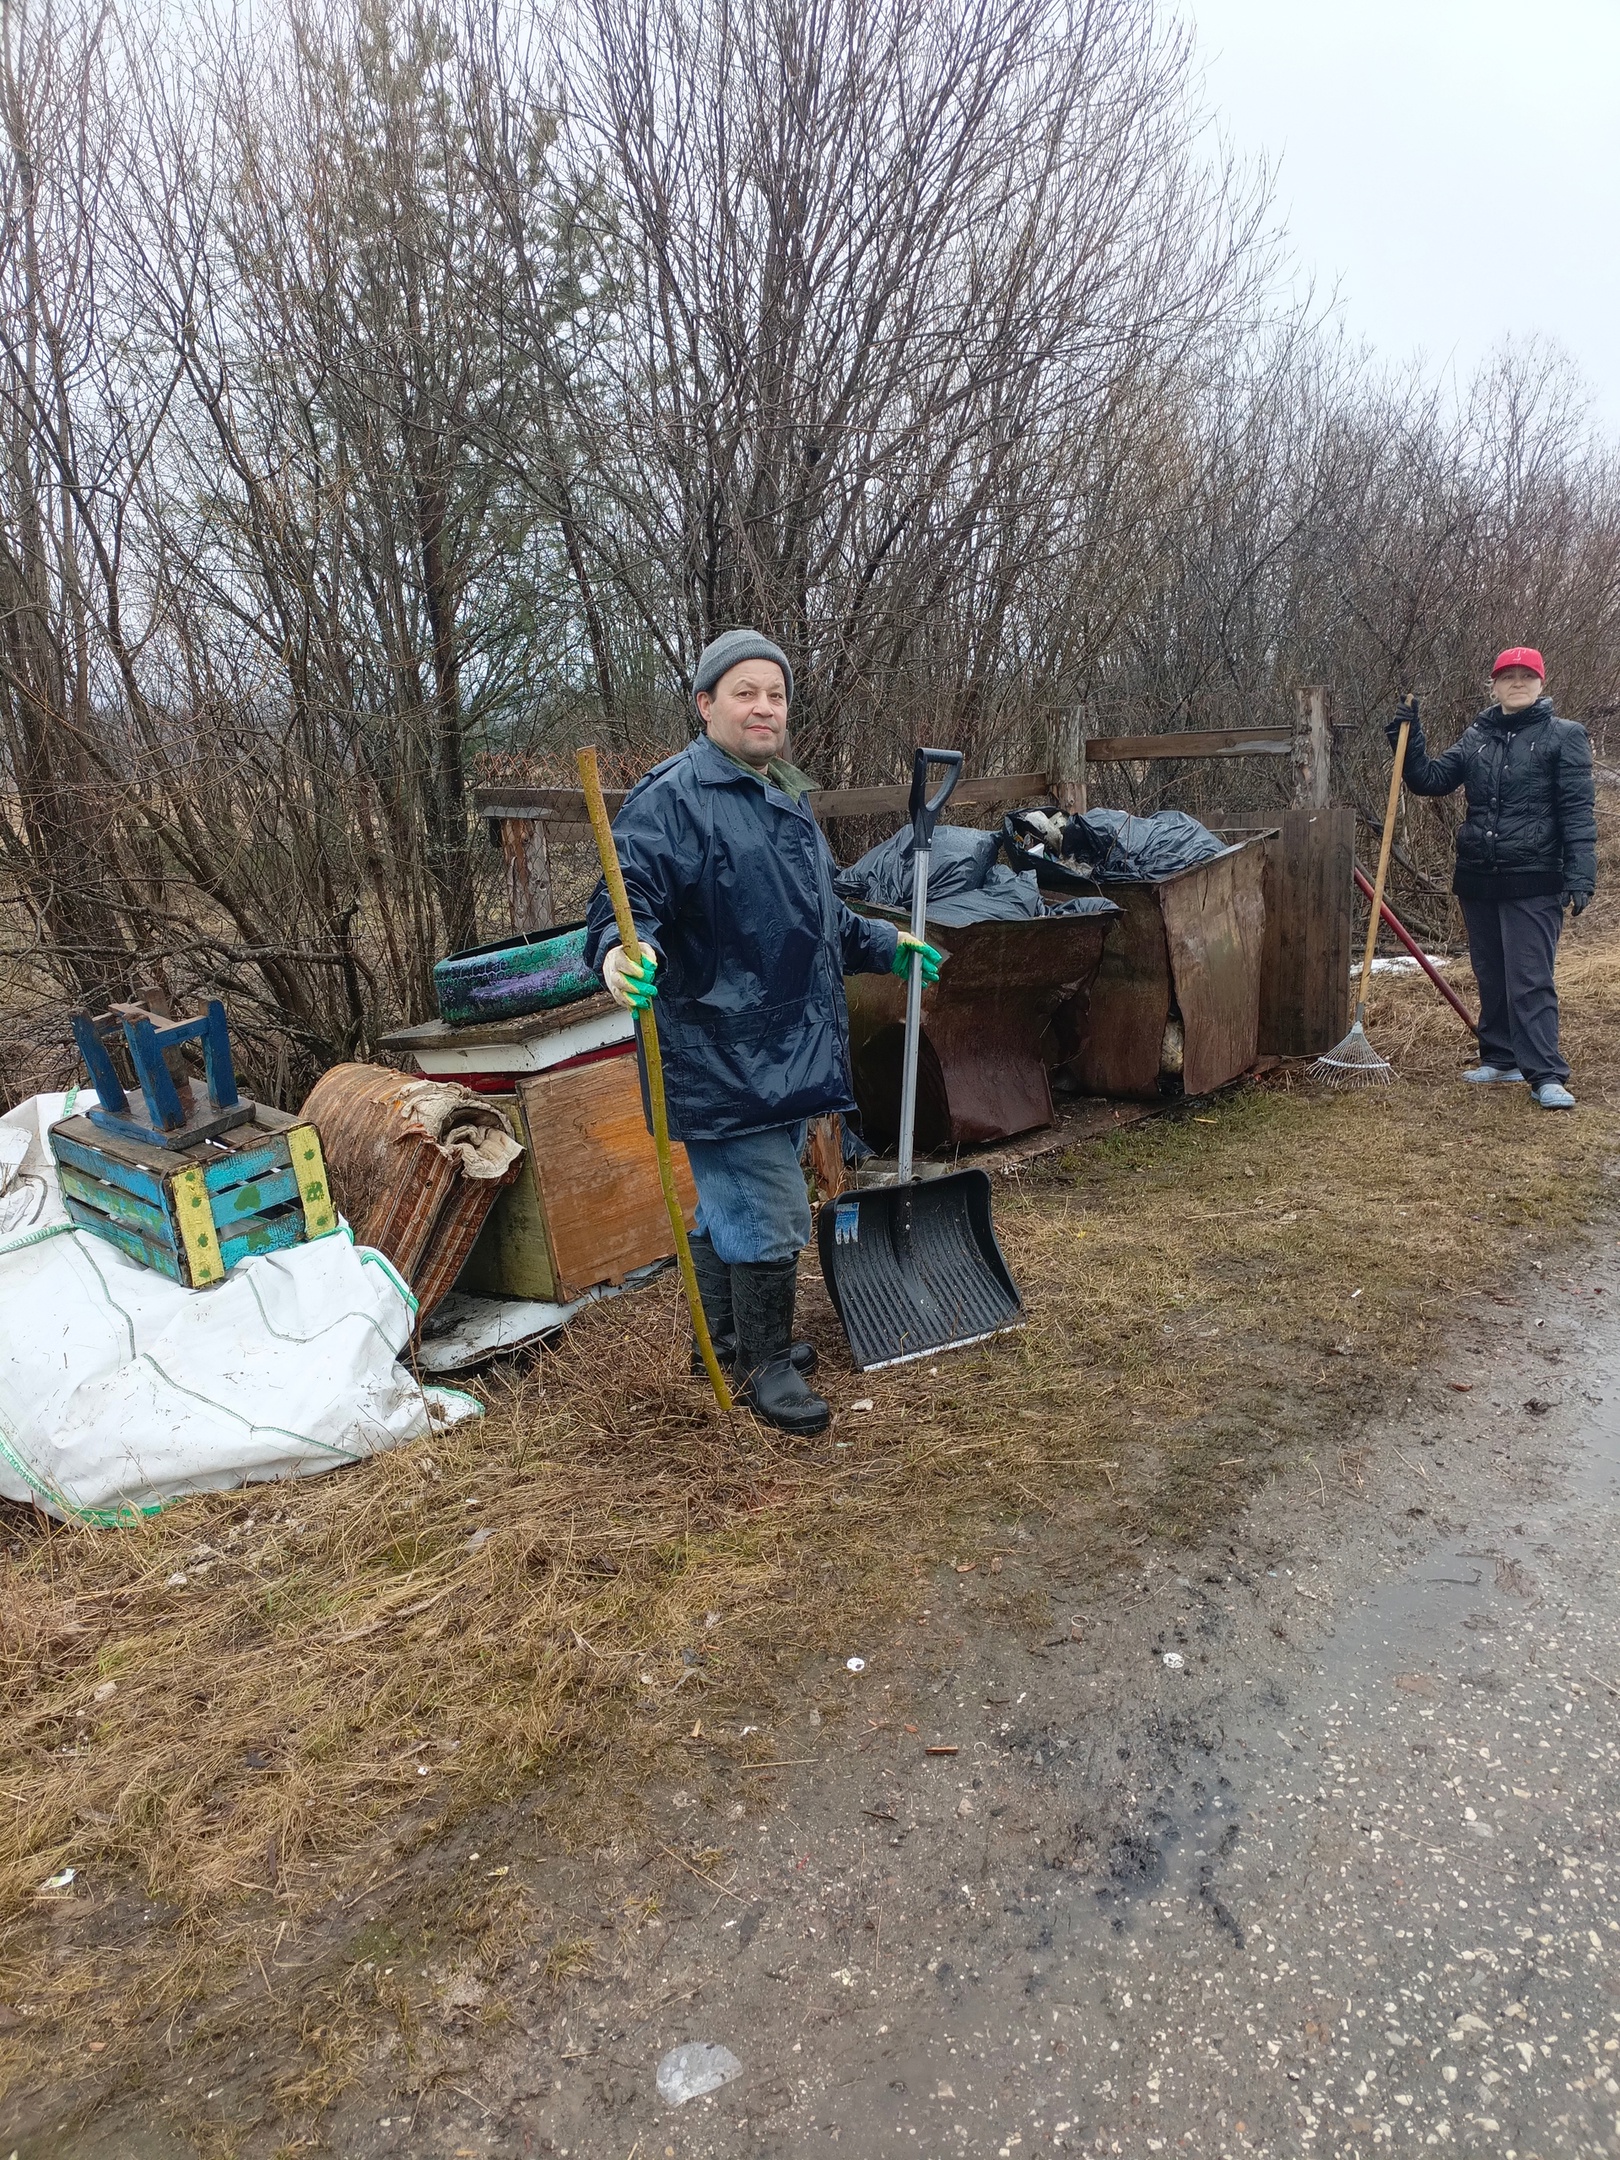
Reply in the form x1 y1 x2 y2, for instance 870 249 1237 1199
603 944 660 1012
891 932 943 987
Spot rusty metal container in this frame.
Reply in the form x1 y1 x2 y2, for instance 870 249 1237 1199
1053 839 1267 1100
298 1066 524 1322
844 905 1119 1148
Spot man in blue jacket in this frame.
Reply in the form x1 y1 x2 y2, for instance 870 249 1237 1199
584 629 941 1434
1387 646 1595 1109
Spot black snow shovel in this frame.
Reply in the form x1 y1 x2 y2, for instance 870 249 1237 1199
817 748 1025 1371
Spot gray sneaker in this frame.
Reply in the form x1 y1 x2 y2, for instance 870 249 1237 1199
1533 1081 1576 1110
1463 1064 1525 1084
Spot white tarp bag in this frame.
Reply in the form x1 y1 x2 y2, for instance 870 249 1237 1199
0 1091 477 1523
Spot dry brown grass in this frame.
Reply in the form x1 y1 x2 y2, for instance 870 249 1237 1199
3 890 1619 2140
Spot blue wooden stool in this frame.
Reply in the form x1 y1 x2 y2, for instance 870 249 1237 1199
71 1000 255 1149
54 1001 337 1287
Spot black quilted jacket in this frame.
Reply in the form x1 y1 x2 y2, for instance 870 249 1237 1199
1400 698 1597 902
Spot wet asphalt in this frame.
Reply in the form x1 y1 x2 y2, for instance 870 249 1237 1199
507 1258 1620 2160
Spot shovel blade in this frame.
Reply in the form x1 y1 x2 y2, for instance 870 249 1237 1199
816 1167 1023 1371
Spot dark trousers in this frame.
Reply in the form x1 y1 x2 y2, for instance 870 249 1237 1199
1458 892 1567 1085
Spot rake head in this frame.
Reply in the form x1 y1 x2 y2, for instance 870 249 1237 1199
1307 1015 1395 1088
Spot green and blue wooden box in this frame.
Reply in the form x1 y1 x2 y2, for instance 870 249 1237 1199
48 1105 338 1288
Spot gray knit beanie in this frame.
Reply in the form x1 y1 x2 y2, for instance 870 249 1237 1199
692 628 793 706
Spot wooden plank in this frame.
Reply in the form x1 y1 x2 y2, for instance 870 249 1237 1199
208 1163 300 1224
1253 807 1354 1057
472 772 1053 827
56 1162 173 1244
200 1136 292 1196
1305 807 1355 1051
50 1127 170 1209
807 772 1052 821
518 1056 698 1301
475 787 628 823
61 1197 184 1283
1084 727 1292 764
1159 843 1266 1094
474 742 1290 831
1052 709 1088 814
172 1163 225 1286
379 992 621 1055
287 1124 339 1241
499 816 555 933
219 1210 308 1270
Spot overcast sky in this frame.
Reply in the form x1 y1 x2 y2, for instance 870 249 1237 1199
1182 0 1620 436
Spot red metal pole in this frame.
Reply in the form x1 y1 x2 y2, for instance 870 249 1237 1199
1353 864 1478 1034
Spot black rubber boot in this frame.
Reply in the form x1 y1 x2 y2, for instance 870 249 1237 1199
688 1235 817 1379
731 1258 831 1436
687 1232 734 1369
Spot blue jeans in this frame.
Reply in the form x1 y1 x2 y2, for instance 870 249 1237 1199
684 1123 810 1264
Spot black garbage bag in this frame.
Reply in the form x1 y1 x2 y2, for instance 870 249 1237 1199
1043 892 1125 919
1002 810 1103 893
834 822 1044 926
1061 807 1226 882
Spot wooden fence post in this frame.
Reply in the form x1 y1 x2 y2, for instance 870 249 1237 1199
1053 705 1089 813
1292 684 1331 808
499 817 554 935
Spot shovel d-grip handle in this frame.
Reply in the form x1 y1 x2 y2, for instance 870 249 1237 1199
908 747 963 850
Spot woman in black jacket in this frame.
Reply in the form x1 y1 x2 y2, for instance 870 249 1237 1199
1387 647 1596 1109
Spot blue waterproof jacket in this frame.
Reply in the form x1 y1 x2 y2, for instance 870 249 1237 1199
583 735 900 1142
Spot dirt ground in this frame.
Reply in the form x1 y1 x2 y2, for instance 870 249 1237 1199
5 905 1620 2158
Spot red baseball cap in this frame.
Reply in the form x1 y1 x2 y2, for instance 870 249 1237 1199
1492 646 1545 678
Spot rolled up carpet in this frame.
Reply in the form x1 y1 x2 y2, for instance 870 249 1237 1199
299 1066 524 1322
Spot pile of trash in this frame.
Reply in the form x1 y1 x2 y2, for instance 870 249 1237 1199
0 1089 476 1521
835 823 1119 927
1006 807 1227 884
834 803 1227 926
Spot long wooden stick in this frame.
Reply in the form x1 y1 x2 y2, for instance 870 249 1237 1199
575 748 732 1411
1357 713 1411 1018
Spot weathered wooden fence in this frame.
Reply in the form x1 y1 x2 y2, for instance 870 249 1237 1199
471 688 1352 1058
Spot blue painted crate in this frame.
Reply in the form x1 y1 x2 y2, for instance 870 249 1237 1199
48 1106 337 1289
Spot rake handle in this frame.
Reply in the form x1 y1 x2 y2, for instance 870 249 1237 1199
1352 864 1479 1034
1358 713 1411 1018
576 747 732 1412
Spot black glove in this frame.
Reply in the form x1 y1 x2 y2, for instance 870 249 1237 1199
1563 890 1591 916
1384 694 1419 749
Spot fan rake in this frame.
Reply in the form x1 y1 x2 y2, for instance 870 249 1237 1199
1309 699 1414 1088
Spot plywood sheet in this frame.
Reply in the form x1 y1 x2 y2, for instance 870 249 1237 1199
1264 806 1354 1057
518 1058 698 1300
1160 842 1267 1094
458 1093 560 1302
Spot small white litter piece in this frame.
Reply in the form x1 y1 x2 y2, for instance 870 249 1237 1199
417 1259 673 1373
656 2041 743 2106
846 1657 866 1673
1162 1651 1185 1670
